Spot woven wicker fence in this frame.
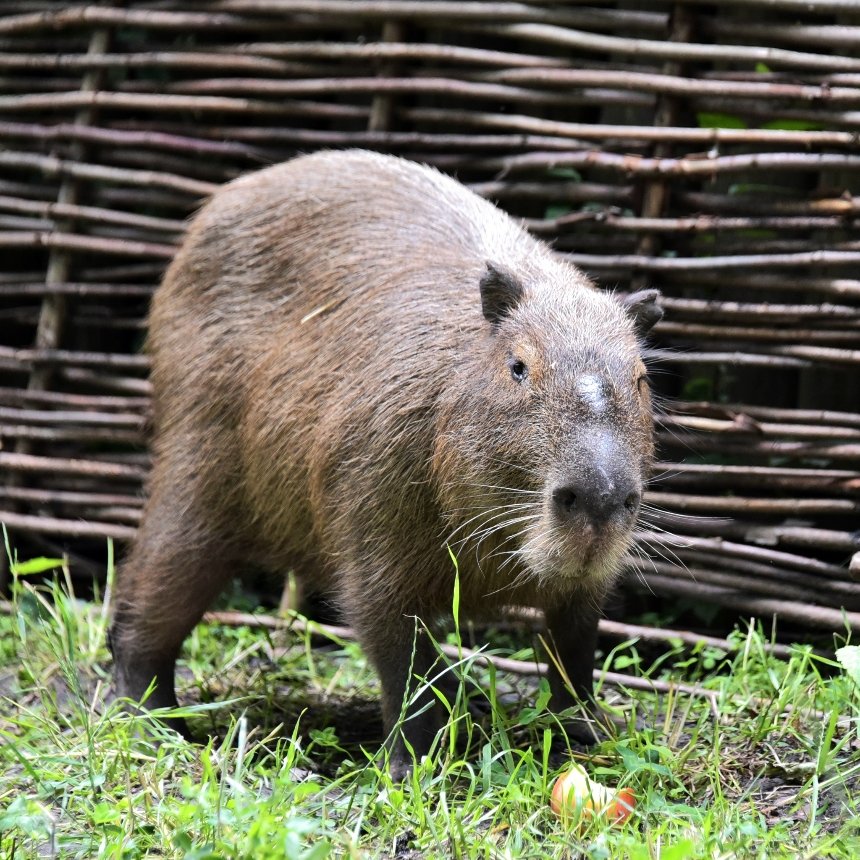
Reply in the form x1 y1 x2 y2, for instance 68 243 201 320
1 1 858 636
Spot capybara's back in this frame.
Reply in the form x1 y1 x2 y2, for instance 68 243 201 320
111 150 662 775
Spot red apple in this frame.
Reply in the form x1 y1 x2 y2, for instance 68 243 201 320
550 763 636 829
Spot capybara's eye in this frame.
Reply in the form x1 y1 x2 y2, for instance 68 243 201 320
509 359 528 383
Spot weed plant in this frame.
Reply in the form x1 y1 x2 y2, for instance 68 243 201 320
0 542 858 859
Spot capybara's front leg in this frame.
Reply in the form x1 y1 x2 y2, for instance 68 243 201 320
350 606 446 779
542 597 616 743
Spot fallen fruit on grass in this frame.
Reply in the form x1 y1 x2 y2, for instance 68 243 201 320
550 763 636 828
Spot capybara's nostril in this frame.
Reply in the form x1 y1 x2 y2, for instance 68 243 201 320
624 491 641 514
552 486 579 517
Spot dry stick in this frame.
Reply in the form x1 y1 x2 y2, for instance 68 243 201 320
0 452 146 480
658 322 860 345
0 3 536 34
0 49 312 74
645 351 808 369
0 487 142 508
0 426 144 445
59 368 152 396
638 531 851 579
504 605 794 658
631 1 690 298
678 191 860 217
658 415 860 440
667 550 860 598
404 106 857 146
656 299 860 323
677 401 860 428
0 120 266 160
0 387 149 410
639 558 856 609
0 91 368 121
484 20 860 70
635 573 860 631
680 0 860 14
213 0 856 35
109 116 601 153
572 249 860 271
650 463 860 495
367 21 404 133
0 406 147 427
658 275 860 300
0 282 154 297
0 193 186 234
164 75 647 110
0 231 176 258
485 67 860 104
199 609 717 702
0 509 135 540
737 524 859 554
0 346 149 371
202 1 662 28
232 40 570 67
707 19 860 51
0 7 254 34
0 149 216 197
529 214 860 236
646 491 859 516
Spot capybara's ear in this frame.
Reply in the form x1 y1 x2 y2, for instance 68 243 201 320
480 262 523 327
621 289 663 337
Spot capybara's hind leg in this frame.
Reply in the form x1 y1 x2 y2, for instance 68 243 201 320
110 495 236 727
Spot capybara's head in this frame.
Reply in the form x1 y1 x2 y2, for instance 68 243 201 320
435 261 662 596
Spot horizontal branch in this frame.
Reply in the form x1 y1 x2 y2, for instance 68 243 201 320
656 322 860 346
0 425 144 445
636 573 860 631
0 486 141 508
645 491 859 516
0 90 368 122
677 401 860 429
486 67 860 104
0 452 146 480
0 229 176 259
0 345 149 371
0 192 185 234
406 107 857 146
0 282 154 298
491 20 860 70
0 386 148 411
0 509 136 541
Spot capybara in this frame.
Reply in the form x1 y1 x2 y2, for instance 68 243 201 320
110 149 662 775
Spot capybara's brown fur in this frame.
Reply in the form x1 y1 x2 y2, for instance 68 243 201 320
110 149 661 775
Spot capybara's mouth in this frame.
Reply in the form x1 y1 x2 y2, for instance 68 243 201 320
518 517 633 588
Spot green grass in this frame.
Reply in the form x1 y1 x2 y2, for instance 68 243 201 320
1 549 859 859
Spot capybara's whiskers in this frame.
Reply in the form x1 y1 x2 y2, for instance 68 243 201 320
640 501 726 524
443 503 538 547
634 530 689 572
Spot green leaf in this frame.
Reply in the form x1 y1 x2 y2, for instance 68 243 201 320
836 645 860 686
544 204 573 220
755 62 771 73
10 557 64 576
697 111 747 129
762 118 824 132
546 167 581 181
